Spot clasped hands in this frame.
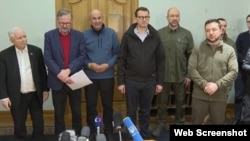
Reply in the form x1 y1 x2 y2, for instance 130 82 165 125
204 82 218 95
88 63 109 73
57 68 73 84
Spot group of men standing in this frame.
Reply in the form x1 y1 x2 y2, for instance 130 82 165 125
0 6 250 141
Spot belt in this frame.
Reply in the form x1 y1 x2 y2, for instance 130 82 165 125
20 91 36 95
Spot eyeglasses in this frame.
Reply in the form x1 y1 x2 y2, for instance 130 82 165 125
137 16 150 20
58 22 72 26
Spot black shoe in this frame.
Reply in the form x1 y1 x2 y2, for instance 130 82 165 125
104 132 114 141
151 125 164 137
143 134 156 140
124 132 132 140
89 133 96 141
240 120 250 125
52 134 60 141
231 119 240 125
104 126 114 141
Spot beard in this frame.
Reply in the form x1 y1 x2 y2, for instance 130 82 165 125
169 22 179 29
206 36 221 44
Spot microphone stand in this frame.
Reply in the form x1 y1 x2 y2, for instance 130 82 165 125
117 126 122 141
97 126 100 135
118 129 122 141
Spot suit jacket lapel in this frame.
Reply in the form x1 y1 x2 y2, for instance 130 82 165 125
54 29 64 57
9 46 21 81
27 45 35 70
69 30 74 62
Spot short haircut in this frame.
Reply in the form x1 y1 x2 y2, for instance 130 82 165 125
204 19 221 28
217 18 226 21
246 14 250 20
56 8 73 19
8 26 22 38
134 7 149 17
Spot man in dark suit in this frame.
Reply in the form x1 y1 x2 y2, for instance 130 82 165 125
44 8 86 139
0 27 49 141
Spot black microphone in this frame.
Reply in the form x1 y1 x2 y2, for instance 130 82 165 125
96 133 107 141
113 111 123 141
113 111 123 129
60 131 71 141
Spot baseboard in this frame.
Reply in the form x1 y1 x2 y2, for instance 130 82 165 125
0 110 54 126
0 126 55 135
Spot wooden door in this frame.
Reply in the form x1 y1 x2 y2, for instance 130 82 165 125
56 0 138 125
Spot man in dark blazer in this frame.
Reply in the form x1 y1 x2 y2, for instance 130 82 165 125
0 27 49 141
44 8 86 139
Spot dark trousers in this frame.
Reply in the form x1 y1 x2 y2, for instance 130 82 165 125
52 84 82 136
234 70 247 120
125 79 155 139
156 82 185 125
84 78 114 134
11 92 44 140
241 73 250 123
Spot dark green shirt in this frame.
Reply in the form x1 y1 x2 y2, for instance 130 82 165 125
158 26 194 82
223 33 236 49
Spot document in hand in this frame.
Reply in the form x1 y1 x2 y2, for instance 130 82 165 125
67 70 92 90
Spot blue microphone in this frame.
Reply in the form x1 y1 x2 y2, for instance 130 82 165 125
95 115 103 135
123 117 143 141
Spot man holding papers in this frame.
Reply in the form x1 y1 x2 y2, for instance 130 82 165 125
44 8 86 140
67 70 92 90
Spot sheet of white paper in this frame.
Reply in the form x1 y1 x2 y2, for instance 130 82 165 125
67 70 92 90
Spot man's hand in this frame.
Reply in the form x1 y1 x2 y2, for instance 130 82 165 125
1 98 11 110
43 91 49 101
57 68 71 83
89 63 109 73
204 82 218 95
155 85 163 94
118 85 126 94
184 78 191 88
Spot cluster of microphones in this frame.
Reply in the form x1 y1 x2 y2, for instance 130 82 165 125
58 111 144 141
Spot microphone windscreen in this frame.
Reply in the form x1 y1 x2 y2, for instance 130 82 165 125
96 133 107 141
77 136 87 141
123 117 144 141
94 115 103 127
60 131 71 141
113 111 123 129
81 126 90 137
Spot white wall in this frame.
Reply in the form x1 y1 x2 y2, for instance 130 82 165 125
139 0 250 46
0 0 250 110
0 0 55 110
0 0 55 50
